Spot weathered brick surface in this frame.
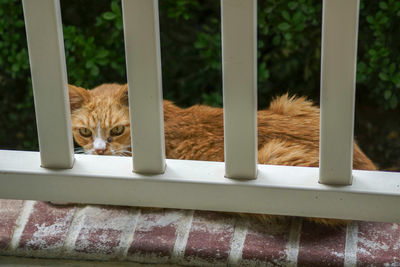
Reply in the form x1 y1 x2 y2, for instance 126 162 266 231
357 221 400 265
18 201 75 251
297 221 346 267
128 209 183 261
184 211 235 265
0 200 24 250
241 218 290 265
1 198 400 265
74 206 137 256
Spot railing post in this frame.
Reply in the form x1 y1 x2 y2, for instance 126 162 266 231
221 0 258 179
22 0 74 169
319 0 360 185
122 0 166 174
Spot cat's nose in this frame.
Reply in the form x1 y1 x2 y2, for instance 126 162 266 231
95 149 106 155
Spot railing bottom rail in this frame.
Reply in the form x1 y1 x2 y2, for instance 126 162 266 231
1 150 399 223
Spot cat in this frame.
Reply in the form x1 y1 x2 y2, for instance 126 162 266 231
69 83 377 225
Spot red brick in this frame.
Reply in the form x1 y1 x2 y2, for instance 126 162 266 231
184 211 235 263
297 221 346 267
19 201 75 250
128 208 182 258
241 218 290 265
357 222 400 265
74 206 133 255
0 200 24 250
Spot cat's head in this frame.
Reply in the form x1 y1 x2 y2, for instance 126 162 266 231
68 84 131 156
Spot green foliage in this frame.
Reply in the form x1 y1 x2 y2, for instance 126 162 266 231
357 0 400 109
1 0 399 151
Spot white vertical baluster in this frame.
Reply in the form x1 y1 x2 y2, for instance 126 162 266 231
221 0 258 179
22 0 74 169
122 0 166 174
319 0 360 185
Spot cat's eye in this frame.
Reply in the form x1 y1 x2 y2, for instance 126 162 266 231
110 125 125 136
79 127 92 137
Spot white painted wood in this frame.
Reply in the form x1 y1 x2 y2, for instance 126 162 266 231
1 150 400 223
221 0 258 179
319 0 360 185
122 0 166 174
22 0 74 169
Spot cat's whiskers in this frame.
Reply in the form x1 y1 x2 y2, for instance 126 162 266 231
74 147 85 154
114 148 132 157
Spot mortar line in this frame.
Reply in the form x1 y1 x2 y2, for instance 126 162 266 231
227 217 248 266
344 221 358 266
285 217 303 267
120 208 141 259
172 209 194 260
9 200 36 250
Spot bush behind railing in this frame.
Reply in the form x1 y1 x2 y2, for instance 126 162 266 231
1 0 399 151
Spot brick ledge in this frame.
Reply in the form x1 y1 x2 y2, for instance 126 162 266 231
0 200 399 266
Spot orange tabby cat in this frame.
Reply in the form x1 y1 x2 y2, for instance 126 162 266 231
69 83 376 225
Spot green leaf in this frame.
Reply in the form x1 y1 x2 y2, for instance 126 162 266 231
366 15 374 24
389 95 398 109
282 11 290 21
273 35 281 45
384 90 392 100
85 61 94 69
389 63 396 74
96 50 109 58
11 63 19 72
116 19 123 30
259 62 270 81
284 33 292 40
379 72 389 81
278 22 290 31
111 1 120 14
358 61 367 71
379 2 388 9
368 49 376 56
90 65 100 76
103 12 117 20
288 2 298 10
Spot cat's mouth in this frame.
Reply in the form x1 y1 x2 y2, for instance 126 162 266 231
83 146 132 156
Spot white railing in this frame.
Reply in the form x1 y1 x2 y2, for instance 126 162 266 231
0 0 399 222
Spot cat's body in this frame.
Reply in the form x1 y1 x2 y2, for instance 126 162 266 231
69 83 376 225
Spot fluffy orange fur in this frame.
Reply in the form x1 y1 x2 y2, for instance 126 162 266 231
69 83 376 225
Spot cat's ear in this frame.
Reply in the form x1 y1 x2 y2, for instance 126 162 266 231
68 84 89 112
117 84 129 106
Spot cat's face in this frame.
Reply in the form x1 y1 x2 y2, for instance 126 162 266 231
68 84 131 156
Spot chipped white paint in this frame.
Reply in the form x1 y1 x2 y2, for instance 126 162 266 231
285 218 302 266
9 201 36 250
